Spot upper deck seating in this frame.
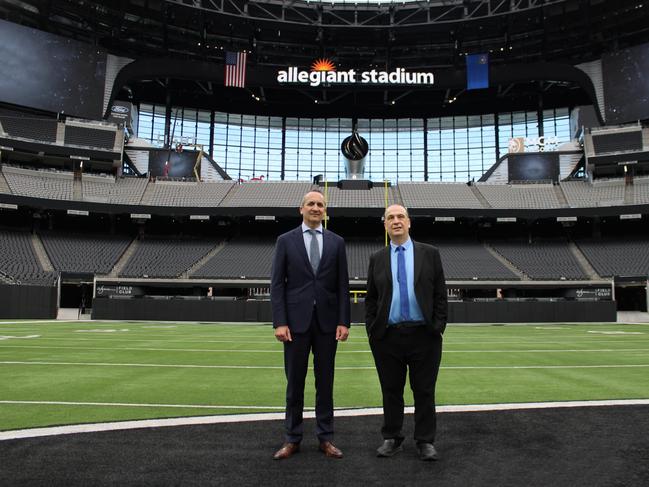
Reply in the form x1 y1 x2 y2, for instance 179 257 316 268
3 166 73 200
475 183 562 209
220 182 314 207
399 182 483 209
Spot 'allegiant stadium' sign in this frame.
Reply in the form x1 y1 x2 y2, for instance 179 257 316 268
277 67 434 87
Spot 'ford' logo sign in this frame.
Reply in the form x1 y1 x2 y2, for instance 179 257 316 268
111 105 129 114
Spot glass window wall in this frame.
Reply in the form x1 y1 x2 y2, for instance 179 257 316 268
137 104 571 182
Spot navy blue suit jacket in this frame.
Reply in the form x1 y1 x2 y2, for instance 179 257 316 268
271 226 350 333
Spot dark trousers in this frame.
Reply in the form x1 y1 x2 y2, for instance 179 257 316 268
370 326 443 444
283 314 338 443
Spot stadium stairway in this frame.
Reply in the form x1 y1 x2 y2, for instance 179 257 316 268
108 237 139 277
470 185 491 208
390 185 405 207
567 241 601 279
56 122 65 144
483 243 529 280
56 308 90 320
183 241 226 278
139 181 156 205
31 234 54 272
0 168 10 194
624 181 635 205
553 184 570 207
73 176 82 200
617 310 649 322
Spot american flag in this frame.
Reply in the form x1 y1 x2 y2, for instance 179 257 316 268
224 51 247 88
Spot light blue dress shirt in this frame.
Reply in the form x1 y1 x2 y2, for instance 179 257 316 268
388 238 425 324
301 222 323 258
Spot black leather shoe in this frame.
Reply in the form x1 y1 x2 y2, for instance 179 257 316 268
376 439 403 457
417 443 439 461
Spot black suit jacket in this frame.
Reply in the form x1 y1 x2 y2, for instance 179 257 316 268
271 226 350 334
365 240 447 340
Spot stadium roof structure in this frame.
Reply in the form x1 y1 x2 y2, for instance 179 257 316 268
1 0 648 118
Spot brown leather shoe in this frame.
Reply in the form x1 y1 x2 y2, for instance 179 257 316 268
273 442 300 460
319 441 343 459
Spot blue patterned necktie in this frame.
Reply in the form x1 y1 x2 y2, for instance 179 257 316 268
396 246 411 321
308 229 320 274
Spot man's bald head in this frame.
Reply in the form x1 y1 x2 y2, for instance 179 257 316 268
384 204 411 245
301 190 326 208
300 190 326 229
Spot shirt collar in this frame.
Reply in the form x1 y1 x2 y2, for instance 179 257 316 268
302 222 323 234
390 238 412 252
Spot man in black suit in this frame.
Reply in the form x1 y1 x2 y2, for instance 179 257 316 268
271 190 351 460
365 204 447 461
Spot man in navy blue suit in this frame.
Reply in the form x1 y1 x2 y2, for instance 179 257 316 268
271 190 350 460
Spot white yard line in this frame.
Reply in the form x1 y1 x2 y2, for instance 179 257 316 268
1 345 287 353
0 321 266 326
2 360 649 370
2 334 649 343
1 399 648 441
2 344 649 354
3 320 649 325
0 361 285 369
0 400 287 410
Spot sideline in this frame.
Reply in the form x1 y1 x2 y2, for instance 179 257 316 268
1 399 648 441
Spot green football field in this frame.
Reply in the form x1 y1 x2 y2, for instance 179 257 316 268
1 320 648 431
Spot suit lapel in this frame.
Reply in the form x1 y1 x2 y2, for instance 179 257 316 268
291 226 313 274
383 246 393 288
320 229 332 270
413 240 422 286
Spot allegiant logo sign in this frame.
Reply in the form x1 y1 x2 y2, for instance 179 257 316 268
277 58 434 87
